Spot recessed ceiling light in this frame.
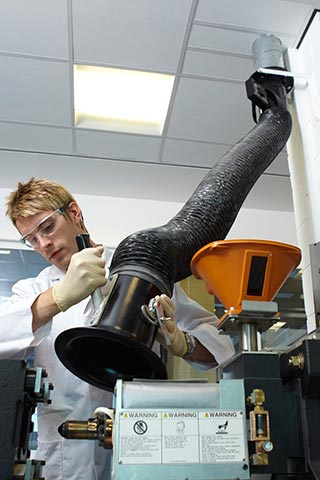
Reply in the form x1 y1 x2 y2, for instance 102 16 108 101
74 65 175 136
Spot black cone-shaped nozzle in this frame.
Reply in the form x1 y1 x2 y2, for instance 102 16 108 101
55 274 167 391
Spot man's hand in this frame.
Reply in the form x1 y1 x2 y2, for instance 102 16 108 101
52 246 107 312
155 294 188 357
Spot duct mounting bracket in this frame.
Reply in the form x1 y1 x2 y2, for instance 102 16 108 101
257 68 308 89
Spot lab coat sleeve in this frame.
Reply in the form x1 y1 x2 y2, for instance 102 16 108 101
172 283 235 369
0 276 53 359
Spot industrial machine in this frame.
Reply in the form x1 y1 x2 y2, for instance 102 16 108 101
0 360 53 480
57 238 320 480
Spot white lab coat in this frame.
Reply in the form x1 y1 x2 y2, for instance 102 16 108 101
0 248 235 480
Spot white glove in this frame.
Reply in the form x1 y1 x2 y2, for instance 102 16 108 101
155 294 188 357
52 246 107 312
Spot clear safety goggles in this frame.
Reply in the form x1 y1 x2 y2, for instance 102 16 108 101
19 203 70 249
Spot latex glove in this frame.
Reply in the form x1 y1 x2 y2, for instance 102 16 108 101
155 294 188 357
52 246 107 312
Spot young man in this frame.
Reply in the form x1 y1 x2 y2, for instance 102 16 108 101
0 178 235 480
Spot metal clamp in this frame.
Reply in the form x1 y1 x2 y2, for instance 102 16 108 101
141 297 172 345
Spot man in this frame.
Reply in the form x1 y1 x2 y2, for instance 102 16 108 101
0 177 235 480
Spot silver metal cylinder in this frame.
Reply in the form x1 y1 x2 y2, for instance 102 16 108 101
252 34 284 70
239 322 258 352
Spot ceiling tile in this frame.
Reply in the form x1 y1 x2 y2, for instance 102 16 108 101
195 0 313 43
183 49 253 81
0 122 74 154
76 130 161 162
0 150 208 203
0 0 69 59
189 24 272 56
72 0 193 72
162 137 289 175
0 151 80 194
167 77 253 144
0 56 72 126
162 138 229 167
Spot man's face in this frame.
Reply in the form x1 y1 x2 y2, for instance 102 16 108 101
16 202 85 271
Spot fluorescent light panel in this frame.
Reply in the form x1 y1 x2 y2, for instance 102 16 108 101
74 65 174 135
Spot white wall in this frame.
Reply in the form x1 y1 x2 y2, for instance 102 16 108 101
286 12 320 332
0 186 297 249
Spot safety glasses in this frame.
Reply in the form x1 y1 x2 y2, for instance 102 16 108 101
19 203 70 249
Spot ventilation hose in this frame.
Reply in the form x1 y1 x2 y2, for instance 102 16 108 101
109 107 292 295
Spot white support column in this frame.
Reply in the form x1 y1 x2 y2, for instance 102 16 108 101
286 12 320 332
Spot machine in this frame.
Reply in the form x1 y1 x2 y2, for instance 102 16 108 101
0 360 53 480
57 238 320 480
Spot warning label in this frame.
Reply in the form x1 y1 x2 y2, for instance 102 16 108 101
118 410 245 465
199 411 245 463
162 411 199 463
119 411 161 464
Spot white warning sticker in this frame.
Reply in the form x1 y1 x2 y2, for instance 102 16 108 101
199 411 245 463
162 411 199 463
119 411 162 464
118 410 245 465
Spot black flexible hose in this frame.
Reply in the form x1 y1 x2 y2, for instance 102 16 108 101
110 107 292 295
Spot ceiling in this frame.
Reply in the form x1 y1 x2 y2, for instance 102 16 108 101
0 0 318 211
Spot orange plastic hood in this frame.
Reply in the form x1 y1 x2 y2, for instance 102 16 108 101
191 239 301 315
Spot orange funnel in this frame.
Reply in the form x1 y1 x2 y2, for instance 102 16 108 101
191 239 301 315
